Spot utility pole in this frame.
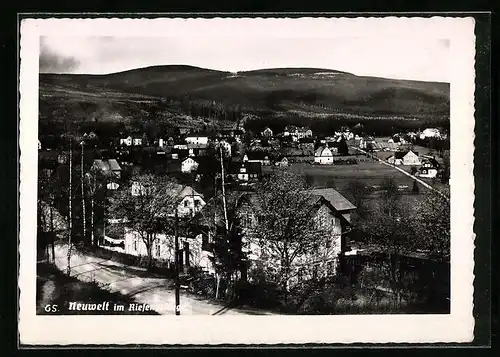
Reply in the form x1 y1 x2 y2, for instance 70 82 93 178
219 145 229 231
67 141 73 276
80 141 86 242
174 207 180 315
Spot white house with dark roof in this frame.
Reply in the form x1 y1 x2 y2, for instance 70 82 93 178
181 157 199 174
314 146 334 164
236 188 356 280
387 150 421 166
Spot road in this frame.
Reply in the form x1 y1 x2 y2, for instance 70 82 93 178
350 146 450 201
52 244 275 315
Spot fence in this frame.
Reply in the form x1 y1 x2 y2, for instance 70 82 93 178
86 245 176 277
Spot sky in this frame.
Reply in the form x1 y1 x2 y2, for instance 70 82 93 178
39 19 450 83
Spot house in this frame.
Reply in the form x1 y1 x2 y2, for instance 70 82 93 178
215 140 232 157
84 131 98 141
121 224 211 274
120 136 133 146
261 127 273 138
387 150 421 166
131 182 206 218
418 158 440 178
279 147 315 163
92 159 122 179
186 143 210 157
185 133 209 145
314 146 334 164
229 161 262 183
236 188 356 280
132 138 143 146
174 185 206 217
173 144 188 150
360 136 377 150
275 156 289 167
420 128 442 140
181 157 199 174
385 142 399 151
243 151 271 166
283 126 313 141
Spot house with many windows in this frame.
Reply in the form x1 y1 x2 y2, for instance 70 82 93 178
235 188 356 282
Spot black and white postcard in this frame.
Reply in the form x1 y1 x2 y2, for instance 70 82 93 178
19 16 476 345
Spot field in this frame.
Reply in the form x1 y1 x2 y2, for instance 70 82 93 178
263 160 417 194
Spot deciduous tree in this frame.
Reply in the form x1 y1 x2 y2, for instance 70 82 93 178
243 170 331 306
109 174 179 270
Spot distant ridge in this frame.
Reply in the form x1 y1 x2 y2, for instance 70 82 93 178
39 64 450 123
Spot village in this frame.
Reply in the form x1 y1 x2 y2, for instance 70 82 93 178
37 119 450 314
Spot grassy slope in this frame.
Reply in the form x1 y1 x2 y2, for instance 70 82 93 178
39 65 450 126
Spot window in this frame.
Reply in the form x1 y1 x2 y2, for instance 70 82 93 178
133 240 137 251
184 200 188 207
194 199 200 207
326 239 332 249
156 243 161 257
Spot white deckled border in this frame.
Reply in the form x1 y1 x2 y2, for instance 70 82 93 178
19 16 476 345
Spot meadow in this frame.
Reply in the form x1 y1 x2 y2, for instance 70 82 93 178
263 160 417 195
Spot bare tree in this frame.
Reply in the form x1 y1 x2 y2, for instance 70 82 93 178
38 169 60 262
346 179 369 217
357 178 416 304
414 189 450 257
109 174 179 271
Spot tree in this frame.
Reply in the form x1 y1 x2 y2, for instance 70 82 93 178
414 190 450 257
243 170 331 306
338 137 349 155
357 178 416 304
194 190 245 300
109 174 179 270
345 179 369 217
37 170 58 262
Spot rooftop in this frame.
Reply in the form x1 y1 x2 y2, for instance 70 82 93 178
308 188 357 211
